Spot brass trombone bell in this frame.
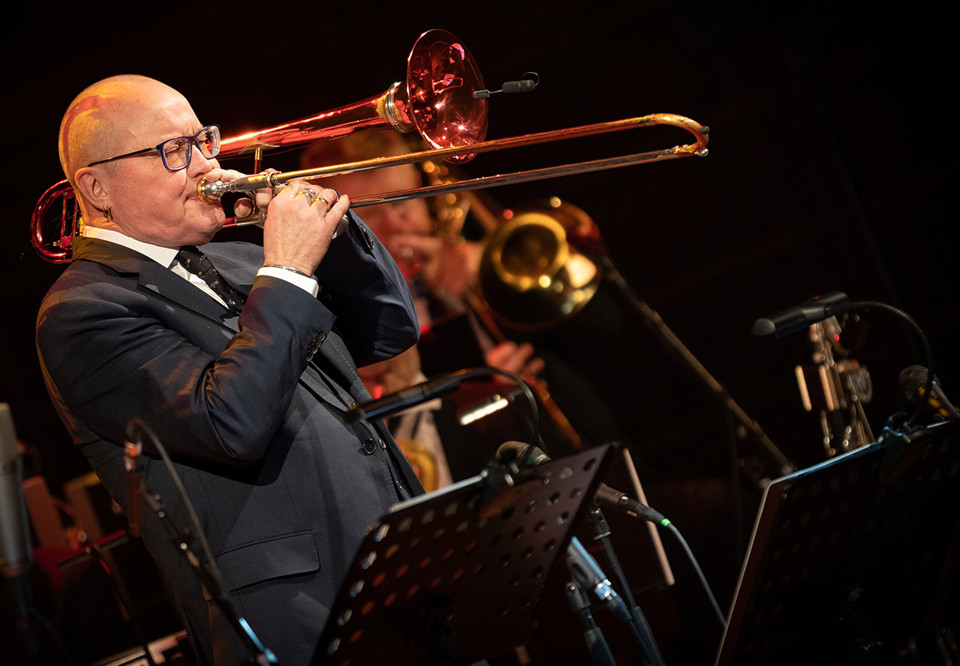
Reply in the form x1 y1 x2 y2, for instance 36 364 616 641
478 198 604 331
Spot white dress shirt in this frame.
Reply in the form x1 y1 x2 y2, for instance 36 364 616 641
81 226 319 303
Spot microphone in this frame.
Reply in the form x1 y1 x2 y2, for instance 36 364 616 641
899 365 960 422
0 403 33 579
752 291 849 338
473 72 540 98
345 370 469 422
123 420 144 538
497 442 666 524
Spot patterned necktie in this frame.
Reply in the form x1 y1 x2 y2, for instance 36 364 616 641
175 246 246 314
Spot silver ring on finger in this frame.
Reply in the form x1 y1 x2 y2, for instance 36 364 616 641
298 188 319 205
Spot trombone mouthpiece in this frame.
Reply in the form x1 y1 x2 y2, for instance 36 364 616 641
197 176 227 204
197 172 278 204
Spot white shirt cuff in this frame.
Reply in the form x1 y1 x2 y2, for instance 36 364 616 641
257 266 320 298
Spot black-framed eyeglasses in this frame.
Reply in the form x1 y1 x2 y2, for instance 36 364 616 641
87 124 221 172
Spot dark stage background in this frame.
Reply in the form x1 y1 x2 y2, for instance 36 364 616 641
1 1 956 663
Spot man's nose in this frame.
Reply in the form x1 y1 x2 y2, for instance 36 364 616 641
187 146 217 177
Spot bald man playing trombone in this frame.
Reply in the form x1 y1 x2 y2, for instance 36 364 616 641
36 74 423 664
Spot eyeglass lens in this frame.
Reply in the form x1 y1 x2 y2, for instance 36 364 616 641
161 126 220 170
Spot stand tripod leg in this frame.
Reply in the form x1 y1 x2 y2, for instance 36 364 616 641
4 573 43 663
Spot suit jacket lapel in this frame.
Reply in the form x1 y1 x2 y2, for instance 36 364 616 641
140 259 240 326
73 236 239 327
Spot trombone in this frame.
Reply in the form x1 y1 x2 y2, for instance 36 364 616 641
30 28 709 263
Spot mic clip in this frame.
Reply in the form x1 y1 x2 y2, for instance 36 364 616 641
566 537 626 616
473 72 540 98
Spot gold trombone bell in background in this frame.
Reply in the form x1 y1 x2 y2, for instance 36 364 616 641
30 28 709 264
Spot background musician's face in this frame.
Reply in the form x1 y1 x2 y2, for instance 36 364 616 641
91 85 225 247
323 164 432 268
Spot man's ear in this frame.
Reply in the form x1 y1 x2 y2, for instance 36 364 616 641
74 167 110 213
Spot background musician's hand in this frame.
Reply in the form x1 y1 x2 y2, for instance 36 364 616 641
485 341 545 384
261 180 349 276
358 346 424 397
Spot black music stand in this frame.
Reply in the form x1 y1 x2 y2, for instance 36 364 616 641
714 420 960 666
312 444 618 665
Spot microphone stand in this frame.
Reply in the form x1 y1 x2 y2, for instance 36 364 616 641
135 485 277 665
2 569 43 665
584 507 666 666
599 256 795 479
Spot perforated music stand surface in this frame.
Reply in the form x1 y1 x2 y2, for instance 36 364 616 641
714 420 960 666
313 444 617 665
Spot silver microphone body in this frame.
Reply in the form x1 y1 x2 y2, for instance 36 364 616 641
0 404 33 578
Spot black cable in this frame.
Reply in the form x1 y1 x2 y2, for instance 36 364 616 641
662 519 727 630
627 502 728 631
838 300 935 430
127 418 222 589
451 366 545 454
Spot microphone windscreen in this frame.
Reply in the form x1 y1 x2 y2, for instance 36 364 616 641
751 318 777 336
501 79 537 94
497 441 549 465
899 364 930 401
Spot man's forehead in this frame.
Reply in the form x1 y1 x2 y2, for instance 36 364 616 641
103 89 198 140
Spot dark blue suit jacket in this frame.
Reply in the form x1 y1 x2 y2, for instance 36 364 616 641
36 212 423 665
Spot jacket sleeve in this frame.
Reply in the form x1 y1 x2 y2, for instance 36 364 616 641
312 211 420 366
37 269 338 465
36 222 418 467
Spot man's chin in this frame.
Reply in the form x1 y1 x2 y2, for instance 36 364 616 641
192 200 226 225
181 206 226 245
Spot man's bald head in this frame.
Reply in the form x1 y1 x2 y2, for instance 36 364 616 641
58 75 223 244
59 75 189 187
